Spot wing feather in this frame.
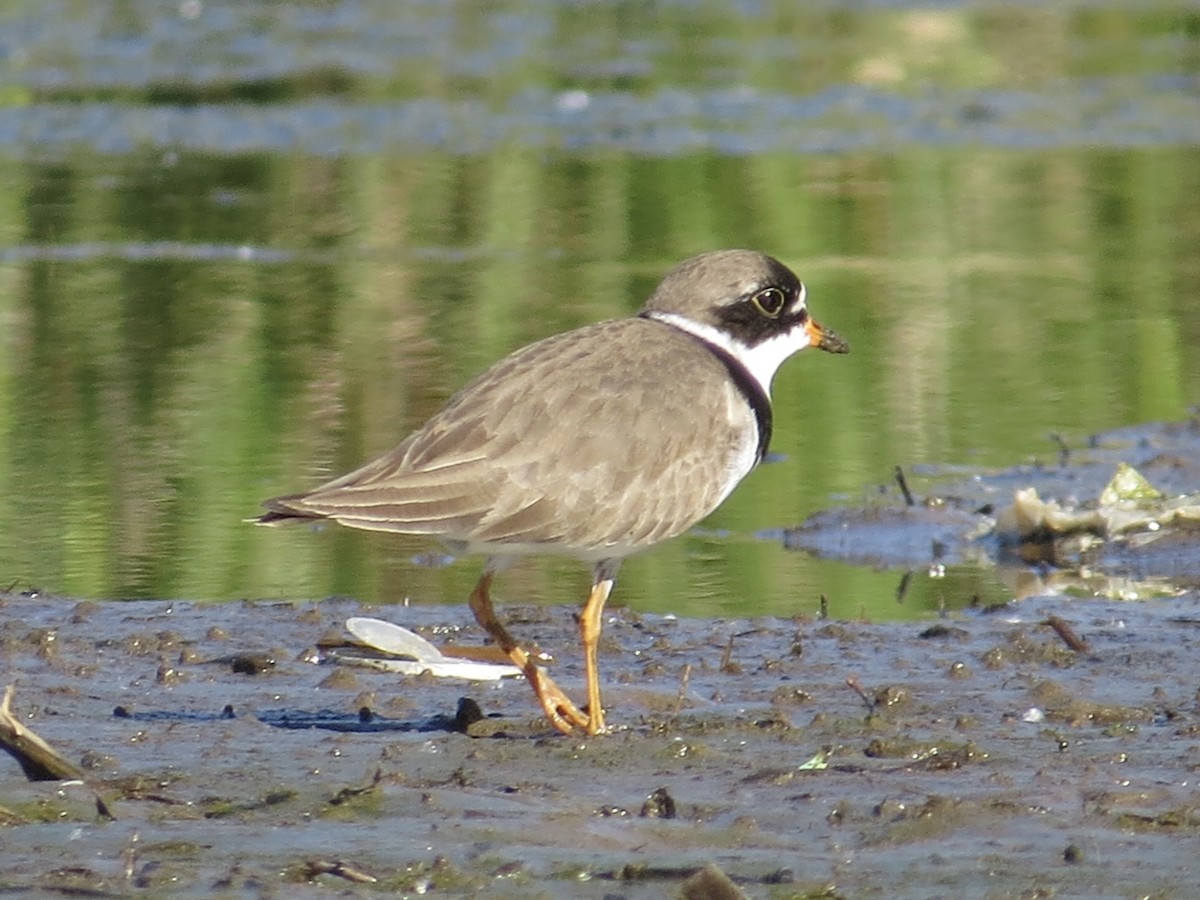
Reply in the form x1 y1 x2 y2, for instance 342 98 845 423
257 318 757 552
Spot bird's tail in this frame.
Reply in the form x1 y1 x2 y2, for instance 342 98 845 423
247 497 328 526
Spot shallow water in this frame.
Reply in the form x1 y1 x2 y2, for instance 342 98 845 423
0 2 1198 621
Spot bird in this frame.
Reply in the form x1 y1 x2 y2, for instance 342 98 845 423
254 249 849 735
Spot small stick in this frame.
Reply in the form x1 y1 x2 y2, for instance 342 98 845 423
1044 615 1089 652
719 636 740 674
669 663 693 722
846 675 875 712
1050 433 1071 467
894 465 916 507
0 685 114 819
304 860 378 884
0 684 85 781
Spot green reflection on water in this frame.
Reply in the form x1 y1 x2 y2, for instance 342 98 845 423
1 143 1196 619
0 1 1197 619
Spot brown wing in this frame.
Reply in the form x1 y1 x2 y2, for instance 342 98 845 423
257 318 756 552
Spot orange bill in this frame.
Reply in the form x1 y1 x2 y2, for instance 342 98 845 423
806 317 850 354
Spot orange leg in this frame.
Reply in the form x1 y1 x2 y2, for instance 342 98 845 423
467 571 590 735
579 575 614 735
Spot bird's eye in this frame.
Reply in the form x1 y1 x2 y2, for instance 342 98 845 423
751 287 786 318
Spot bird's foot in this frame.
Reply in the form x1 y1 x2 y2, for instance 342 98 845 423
529 667 604 736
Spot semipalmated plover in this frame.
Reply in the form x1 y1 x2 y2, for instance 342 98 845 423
256 249 849 734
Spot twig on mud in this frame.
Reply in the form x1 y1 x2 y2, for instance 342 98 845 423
303 860 378 884
328 768 383 806
1043 615 1090 653
894 465 916 507
0 685 85 782
845 676 876 713
670 663 693 724
0 684 114 819
719 636 741 675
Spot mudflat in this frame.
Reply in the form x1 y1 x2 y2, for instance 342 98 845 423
1 583 1197 898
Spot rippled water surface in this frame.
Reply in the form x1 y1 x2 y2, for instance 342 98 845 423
1 1 1198 618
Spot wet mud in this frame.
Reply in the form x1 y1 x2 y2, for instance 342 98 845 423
2 421 1199 899
3 594 1199 898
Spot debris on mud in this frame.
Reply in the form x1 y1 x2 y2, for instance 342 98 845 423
0 685 114 819
787 419 1200 598
0 684 88 783
330 617 522 680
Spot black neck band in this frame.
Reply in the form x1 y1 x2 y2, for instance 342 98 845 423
640 313 772 464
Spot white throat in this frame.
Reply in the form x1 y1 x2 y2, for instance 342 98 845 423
646 310 812 398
